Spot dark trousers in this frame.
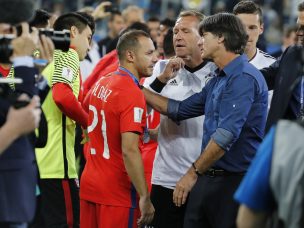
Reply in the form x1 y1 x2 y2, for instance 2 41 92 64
150 184 187 228
184 174 244 228
38 179 80 228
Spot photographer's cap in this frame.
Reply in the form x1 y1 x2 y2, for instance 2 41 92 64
0 0 36 24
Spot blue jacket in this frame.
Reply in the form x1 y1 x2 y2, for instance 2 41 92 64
261 45 304 132
0 65 38 222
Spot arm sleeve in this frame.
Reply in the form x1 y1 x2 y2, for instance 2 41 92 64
234 127 276 211
52 49 79 86
212 74 259 151
167 86 207 121
260 49 285 90
82 88 92 114
52 83 88 128
119 90 146 134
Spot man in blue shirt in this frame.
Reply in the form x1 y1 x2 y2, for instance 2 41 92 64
142 13 268 228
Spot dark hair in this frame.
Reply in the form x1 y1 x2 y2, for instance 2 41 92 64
109 9 122 22
116 30 150 61
75 11 95 34
160 18 175 28
123 22 150 35
298 2 304 11
233 0 263 24
53 12 95 34
177 10 205 23
29 9 51 28
163 28 175 58
199 13 248 54
148 16 160 23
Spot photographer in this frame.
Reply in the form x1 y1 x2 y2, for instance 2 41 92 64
0 0 54 227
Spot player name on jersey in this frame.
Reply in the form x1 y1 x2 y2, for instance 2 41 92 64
91 83 112 102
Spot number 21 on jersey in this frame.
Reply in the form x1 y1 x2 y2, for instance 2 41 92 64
88 105 110 159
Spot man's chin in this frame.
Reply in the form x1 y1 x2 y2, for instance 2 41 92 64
245 44 252 52
140 72 152 78
176 53 191 61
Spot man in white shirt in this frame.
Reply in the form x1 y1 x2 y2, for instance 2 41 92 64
233 1 276 69
144 10 216 228
233 0 276 109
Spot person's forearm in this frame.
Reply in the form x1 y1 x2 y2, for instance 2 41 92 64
122 147 149 198
193 139 225 174
237 205 268 228
142 88 169 115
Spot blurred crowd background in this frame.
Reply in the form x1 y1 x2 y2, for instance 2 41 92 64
36 0 301 55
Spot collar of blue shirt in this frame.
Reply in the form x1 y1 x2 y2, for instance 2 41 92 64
217 55 249 77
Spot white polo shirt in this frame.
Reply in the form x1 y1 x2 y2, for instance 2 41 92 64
249 48 276 110
144 59 217 189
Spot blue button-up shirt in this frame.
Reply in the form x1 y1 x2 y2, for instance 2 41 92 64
167 55 268 172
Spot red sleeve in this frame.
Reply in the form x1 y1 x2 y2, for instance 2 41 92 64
82 88 92 113
120 88 146 134
52 82 88 128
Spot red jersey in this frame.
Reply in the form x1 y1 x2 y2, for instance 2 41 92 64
83 50 118 97
82 61 119 113
80 67 147 208
0 65 10 77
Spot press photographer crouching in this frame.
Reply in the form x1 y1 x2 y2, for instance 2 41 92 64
0 0 55 227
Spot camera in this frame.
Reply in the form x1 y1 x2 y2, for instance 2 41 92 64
0 78 29 110
0 28 71 64
39 28 71 52
0 34 14 64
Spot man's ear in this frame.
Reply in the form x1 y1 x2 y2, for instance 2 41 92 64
218 35 224 44
126 50 135 63
259 23 264 35
70 25 78 38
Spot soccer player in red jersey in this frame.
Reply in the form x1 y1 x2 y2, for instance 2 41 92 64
80 30 158 228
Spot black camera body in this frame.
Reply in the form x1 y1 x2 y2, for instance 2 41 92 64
0 35 14 64
39 28 71 52
0 28 71 64
0 81 29 110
